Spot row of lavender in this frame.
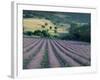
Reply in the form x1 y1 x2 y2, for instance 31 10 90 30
23 37 90 69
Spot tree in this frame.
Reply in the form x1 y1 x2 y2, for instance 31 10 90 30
49 26 52 30
54 27 57 33
33 30 50 37
45 22 48 26
33 30 42 36
41 30 49 37
24 31 33 36
78 24 90 42
69 23 90 42
41 25 45 28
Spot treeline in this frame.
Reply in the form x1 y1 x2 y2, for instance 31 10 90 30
60 23 90 42
24 30 51 37
24 23 90 43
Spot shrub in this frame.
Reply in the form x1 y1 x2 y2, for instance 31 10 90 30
33 30 42 36
24 31 33 36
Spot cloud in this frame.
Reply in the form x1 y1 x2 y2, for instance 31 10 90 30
53 13 70 18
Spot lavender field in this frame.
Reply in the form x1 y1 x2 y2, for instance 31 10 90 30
23 10 91 69
23 37 90 69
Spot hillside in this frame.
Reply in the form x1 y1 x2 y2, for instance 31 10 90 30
23 10 91 42
23 18 70 36
23 10 90 24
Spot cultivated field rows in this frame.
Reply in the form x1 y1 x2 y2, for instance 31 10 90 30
23 37 91 69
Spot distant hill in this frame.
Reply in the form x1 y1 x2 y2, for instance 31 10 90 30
23 10 90 37
23 10 91 25
23 18 70 36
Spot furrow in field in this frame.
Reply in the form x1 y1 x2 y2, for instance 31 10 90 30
23 39 41 53
62 40 90 57
50 39 81 67
27 39 47 69
53 40 90 66
23 39 44 60
47 39 61 67
23 39 44 69
23 38 35 47
55 40 90 60
23 38 38 48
